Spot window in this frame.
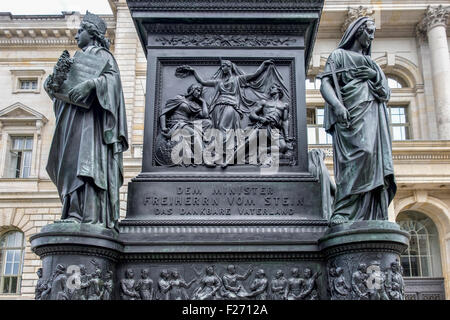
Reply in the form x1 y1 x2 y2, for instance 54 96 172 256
386 75 406 89
307 107 332 145
305 76 321 90
7 136 33 179
387 106 409 141
10 69 45 94
19 79 38 91
397 211 443 278
0 231 25 294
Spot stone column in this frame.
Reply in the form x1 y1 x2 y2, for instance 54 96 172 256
418 5 450 140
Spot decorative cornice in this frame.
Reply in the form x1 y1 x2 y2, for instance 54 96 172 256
341 5 374 33
146 23 307 36
120 252 324 262
417 5 449 37
127 0 324 12
120 219 328 227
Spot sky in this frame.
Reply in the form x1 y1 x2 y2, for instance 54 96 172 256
0 0 112 15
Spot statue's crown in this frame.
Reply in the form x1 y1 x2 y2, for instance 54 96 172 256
82 11 107 35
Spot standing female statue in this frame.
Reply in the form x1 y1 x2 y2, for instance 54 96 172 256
320 17 396 226
44 12 128 230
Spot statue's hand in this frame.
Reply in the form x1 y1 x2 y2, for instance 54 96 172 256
334 104 350 127
352 66 377 80
68 80 95 103
263 59 274 67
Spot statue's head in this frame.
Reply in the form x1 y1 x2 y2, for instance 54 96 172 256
187 83 203 99
391 262 399 272
76 11 110 50
79 265 86 275
227 265 236 274
206 266 214 275
354 18 375 51
126 268 134 279
105 270 113 280
358 263 367 272
268 83 284 99
94 268 102 277
55 264 66 274
304 268 312 278
291 267 299 277
336 267 344 275
329 267 336 277
220 60 233 76
141 268 149 278
256 269 265 278
36 268 43 278
171 270 180 279
275 270 284 278
161 269 169 279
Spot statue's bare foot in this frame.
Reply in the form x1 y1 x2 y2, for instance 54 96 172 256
329 215 348 227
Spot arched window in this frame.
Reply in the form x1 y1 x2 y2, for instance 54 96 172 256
386 74 407 89
397 211 443 278
0 230 25 294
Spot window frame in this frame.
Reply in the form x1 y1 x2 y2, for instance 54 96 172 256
10 69 45 94
0 230 25 295
398 213 442 278
306 106 332 145
387 105 410 141
8 136 34 179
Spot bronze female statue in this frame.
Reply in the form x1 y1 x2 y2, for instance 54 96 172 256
44 12 128 230
319 17 395 226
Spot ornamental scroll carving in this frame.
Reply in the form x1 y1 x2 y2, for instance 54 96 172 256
154 35 297 47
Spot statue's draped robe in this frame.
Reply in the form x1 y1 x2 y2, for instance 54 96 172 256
46 45 128 230
324 47 396 221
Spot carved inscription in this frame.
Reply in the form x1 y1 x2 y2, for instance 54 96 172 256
143 185 304 217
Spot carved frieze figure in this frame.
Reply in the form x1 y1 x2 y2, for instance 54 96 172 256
223 83 294 167
35 268 49 300
48 264 69 300
169 270 196 300
85 268 103 300
135 268 154 300
181 60 276 133
366 261 389 300
44 12 128 230
247 269 269 300
220 265 253 299
331 267 351 300
71 264 90 300
270 270 288 300
385 261 405 300
120 269 140 300
192 266 222 300
286 268 303 300
156 269 171 300
299 268 320 300
101 270 113 300
351 263 369 300
319 16 396 226
156 84 213 166
308 149 336 220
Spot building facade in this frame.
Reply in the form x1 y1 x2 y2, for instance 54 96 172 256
0 0 448 299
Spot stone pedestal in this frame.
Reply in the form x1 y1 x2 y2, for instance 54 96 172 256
319 221 409 300
30 222 121 300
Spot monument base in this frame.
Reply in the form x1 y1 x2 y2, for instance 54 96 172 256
31 220 409 300
319 221 410 300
